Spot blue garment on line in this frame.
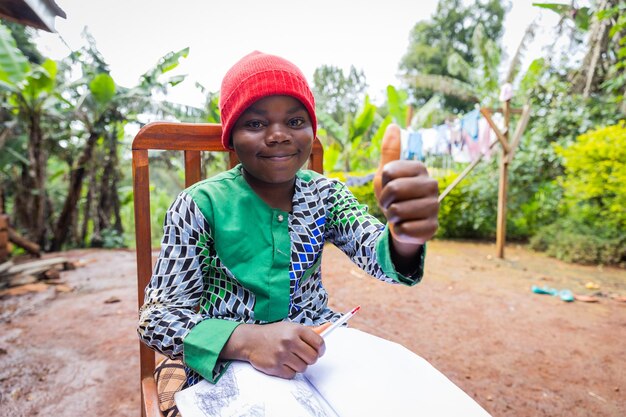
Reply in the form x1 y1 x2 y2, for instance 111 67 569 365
405 131 424 161
461 109 480 142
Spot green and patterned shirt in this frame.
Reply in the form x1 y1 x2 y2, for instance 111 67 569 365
138 165 425 383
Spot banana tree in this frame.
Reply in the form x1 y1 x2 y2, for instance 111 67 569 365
404 22 502 107
385 84 443 130
0 21 63 245
318 95 378 172
318 86 442 173
50 42 190 250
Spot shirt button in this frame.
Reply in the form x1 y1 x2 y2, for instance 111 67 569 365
277 214 284 222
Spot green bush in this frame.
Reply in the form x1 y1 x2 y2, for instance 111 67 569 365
556 121 626 230
101 228 127 249
530 220 626 265
435 165 498 239
531 122 626 265
505 138 564 239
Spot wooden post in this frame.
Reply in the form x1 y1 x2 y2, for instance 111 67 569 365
495 100 512 258
479 99 525 259
0 186 5 261
0 215 8 262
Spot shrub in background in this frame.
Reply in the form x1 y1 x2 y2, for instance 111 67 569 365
530 122 626 265
435 169 496 239
101 228 127 249
556 122 626 230
530 220 625 265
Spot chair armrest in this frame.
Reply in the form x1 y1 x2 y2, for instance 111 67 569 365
142 376 164 417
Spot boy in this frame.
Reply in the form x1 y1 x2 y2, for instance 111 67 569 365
138 51 439 414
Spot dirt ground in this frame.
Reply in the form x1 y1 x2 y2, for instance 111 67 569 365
0 240 624 417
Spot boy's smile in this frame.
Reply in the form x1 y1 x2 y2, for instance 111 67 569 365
232 95 314 196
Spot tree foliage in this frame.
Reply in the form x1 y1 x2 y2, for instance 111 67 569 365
0 21 193 250
317 95 379 172
312 64 367 127
535 0 625 105
0 19 44 64
313 64 385 172
0 21 64 245
399 0 508 111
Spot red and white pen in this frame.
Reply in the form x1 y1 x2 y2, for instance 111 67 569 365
319 305 360 338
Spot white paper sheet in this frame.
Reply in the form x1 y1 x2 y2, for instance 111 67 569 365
175 328 492 417
305 328 492 417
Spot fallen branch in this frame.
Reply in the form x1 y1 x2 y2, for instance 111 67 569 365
0 257 72 277
0 260 13 275
8 228 41 257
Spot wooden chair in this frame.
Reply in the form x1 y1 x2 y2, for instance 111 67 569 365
132 122 324 417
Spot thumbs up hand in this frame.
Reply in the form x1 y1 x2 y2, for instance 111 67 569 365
373 124 439 252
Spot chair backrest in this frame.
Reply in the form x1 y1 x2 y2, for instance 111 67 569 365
131 121 324 412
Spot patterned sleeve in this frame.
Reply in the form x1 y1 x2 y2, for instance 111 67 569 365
137 192 209 359
324 180 424 284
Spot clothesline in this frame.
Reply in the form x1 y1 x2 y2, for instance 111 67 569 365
343 108 505 185
402 108 505 164
344 103 523 187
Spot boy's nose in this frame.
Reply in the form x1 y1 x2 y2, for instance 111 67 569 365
266 124 291 144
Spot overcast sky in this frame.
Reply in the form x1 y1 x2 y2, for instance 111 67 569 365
34 0 563 107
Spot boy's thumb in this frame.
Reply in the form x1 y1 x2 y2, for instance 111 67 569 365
373 123 402 203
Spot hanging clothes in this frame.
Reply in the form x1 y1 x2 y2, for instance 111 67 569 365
435 124 450 155
399 129 425 162
477 117 493 160
499 83 513 102
406 131 424 161
460 109 481 160
407 106 504 164
449 119 471 163
420 128 438 156
460 109 480 142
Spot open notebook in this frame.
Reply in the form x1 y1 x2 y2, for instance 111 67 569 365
175 328 492 417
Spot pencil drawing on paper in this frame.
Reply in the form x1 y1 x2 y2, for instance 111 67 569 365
193 365 240 417
229 403 265 417
291 374 333 417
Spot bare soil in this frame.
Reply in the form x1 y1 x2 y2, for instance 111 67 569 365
0 240 624 417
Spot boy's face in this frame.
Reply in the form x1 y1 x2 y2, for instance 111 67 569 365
232 95 314 187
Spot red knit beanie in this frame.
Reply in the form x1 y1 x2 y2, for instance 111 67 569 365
219 51 317 150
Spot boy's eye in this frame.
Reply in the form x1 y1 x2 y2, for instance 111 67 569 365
288 118 305 128
245 120 265 129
